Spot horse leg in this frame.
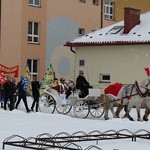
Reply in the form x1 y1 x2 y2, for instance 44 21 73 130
136 105 142 121
143 108 149 121
123 105 134 121
110 102 118 118
115 103 133 119
103 95 109 120
123 104 134 121
115 103 123 118
141 99 150 121
104 102 117 119
104 107 109 120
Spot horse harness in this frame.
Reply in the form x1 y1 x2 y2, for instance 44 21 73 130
111 80 149 103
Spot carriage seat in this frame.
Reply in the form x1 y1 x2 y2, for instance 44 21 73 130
88 89 100 97
75 89 100 100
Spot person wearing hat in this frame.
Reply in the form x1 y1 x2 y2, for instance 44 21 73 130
76 70 92 98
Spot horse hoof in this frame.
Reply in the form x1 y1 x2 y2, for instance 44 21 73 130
113 114 118 118
137 118 142 122
115 113 119 118
105 118 109 120
143 115 148 121
129 116 134 121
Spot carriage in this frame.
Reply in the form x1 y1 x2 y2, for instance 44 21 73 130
38 87 104 119
38 78 150 121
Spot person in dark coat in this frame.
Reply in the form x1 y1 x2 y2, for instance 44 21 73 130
31 75 40 112
15 76 30 113
3 75 16 111
12 77 17 109
76 70 92 98
0 83 5 108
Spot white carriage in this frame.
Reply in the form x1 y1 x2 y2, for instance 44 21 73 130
39 87 104 119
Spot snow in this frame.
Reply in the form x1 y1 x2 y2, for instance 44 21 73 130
0 97 150 150
69 11 150 44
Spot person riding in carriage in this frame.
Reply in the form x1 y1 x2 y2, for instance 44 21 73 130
76 70 93 98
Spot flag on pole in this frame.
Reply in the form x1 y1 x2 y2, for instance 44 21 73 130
24 62 32 95
144 67 150 77
40 63 55 89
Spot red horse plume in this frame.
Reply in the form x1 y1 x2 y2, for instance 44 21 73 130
144 68 150 77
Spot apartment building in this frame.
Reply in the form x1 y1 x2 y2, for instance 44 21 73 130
0 0 150 81
0 0 47 81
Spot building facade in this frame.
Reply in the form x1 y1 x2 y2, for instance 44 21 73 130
0 0 47 81
0 0 150 81
65 7 150 92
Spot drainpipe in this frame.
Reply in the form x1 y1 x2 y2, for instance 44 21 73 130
70 46 75 54
101 0 103 28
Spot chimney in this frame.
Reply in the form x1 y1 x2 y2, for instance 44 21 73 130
123 7 141 34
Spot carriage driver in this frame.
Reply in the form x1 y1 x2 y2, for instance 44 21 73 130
76 70 93 98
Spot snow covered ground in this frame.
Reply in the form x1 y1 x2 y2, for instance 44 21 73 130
0 97 150 150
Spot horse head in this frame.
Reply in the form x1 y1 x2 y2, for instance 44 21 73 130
138 79 150 97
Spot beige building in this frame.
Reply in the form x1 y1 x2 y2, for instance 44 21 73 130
0 0 150 82
65 7 150 91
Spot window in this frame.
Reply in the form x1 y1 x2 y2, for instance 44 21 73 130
28 21 40 43
107 26 124 34
93 0 99 6
78 28 85 36
29 0 41 7
104 1 115 20
27 59 39 80
79 0 86 3
100 73 110 82
79 60 85 67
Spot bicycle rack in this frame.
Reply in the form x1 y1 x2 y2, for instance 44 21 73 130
2 129 150 150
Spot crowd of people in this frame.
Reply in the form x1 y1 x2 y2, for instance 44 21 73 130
0 75 40 113
0 70 92 113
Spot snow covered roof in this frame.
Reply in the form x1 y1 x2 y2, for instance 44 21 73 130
65 11 150 47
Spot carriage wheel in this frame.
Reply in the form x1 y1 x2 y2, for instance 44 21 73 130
73 100 90 119
56 104 72 115
89 102 104 118
39 93 56 114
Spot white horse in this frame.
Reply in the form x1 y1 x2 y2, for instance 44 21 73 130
103 79 150 121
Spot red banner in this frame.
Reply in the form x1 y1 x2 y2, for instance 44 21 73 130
0 64 19 77
0 72 8 84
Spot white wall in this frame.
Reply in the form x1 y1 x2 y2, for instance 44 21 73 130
75 45 150 90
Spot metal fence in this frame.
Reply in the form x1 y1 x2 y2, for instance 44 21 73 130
2 129 150 150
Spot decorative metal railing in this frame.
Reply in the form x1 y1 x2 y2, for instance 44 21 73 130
2 129 150 150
